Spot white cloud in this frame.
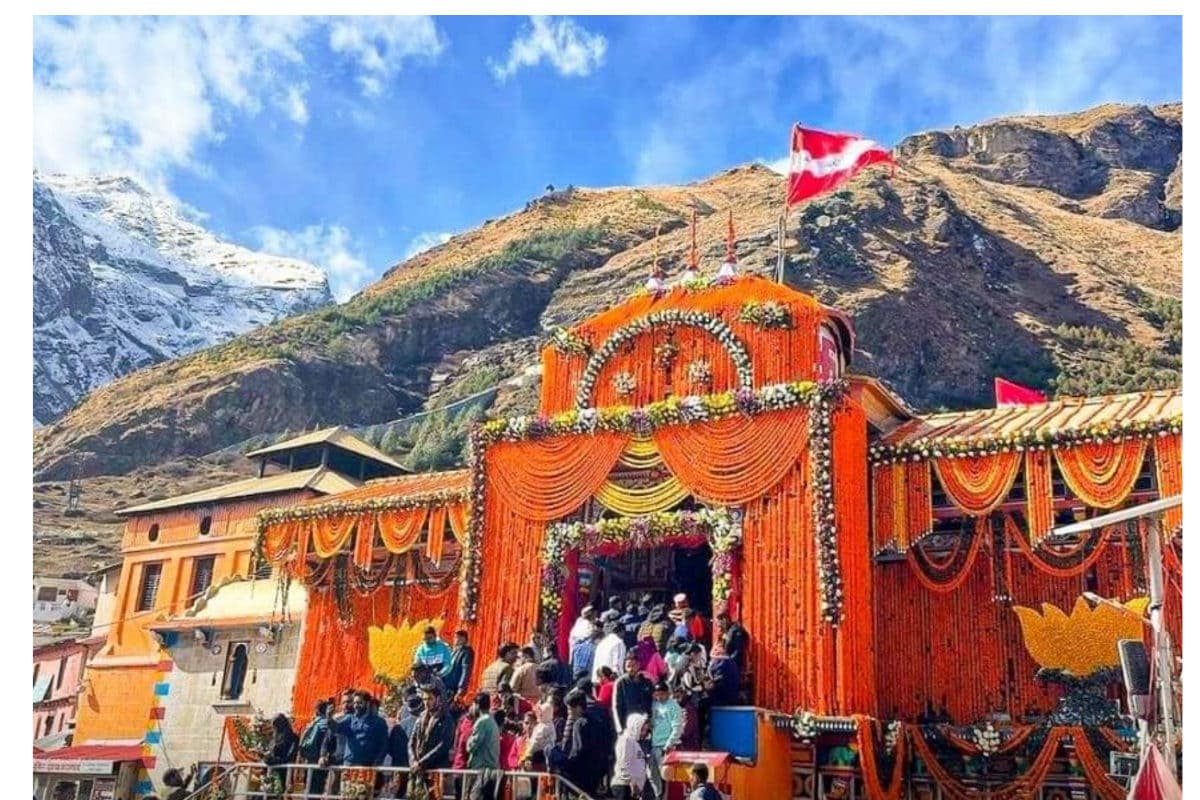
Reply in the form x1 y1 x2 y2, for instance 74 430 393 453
491 16 606 82
327 16 445 97
32 16 444 183
281 83 310 126
404 231 454 260
252 224 373 302
757 156 790 176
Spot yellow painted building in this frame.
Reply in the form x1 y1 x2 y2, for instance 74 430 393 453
73 428 406 764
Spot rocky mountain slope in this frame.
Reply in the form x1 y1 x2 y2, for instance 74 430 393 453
33 172 333 424
33 103 1181 485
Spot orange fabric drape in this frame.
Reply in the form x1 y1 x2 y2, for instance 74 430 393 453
653 408 809 504
262 520 298 563
426 505 448 563
486 432 630 520
292 584 459 715
1055 439 1148 509
933 452 1022 516
1155 434 1183 532
377 507 429 554
854 716 905 800
311 515 356 558
1024 450 1055 546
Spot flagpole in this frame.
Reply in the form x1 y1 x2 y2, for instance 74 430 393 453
777 123 799 284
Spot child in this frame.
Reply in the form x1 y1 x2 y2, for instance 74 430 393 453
596 666 617 708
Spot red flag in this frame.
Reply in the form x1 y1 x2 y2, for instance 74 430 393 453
786 124 894 206
1129 747 1181 800
994 377 1047 407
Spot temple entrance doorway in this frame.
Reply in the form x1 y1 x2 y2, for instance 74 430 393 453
585 541 714 620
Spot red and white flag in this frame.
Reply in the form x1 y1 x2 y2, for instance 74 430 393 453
786 124 894 207
994 377 1047 407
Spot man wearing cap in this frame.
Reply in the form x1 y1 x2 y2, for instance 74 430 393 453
570 627 601 683
669 594 708 644
568 605 597 660
592 613 628 685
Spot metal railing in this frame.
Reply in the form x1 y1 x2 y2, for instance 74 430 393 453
180 762 596 800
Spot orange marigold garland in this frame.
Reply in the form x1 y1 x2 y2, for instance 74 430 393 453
1154 434 1183 532
907 517 987 593
1054 438 1148 509
1069 727 1127 800
933 452 1022 516
854 715 906 800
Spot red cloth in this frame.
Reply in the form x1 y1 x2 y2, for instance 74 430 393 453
451 714 474 769
994 377 1047 406
499 732 518 770
786 124 894 206
596 677 615 708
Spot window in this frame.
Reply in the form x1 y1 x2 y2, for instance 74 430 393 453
43 715 53 737
199 515 213 536
37 586 57 602
136 563 164 612
190 556 216 599
57 656 67 691
221 642 249 700
32 663 40 686
148 523 160 542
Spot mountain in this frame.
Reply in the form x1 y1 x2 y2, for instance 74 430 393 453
33 172 334 425
32 102 1181 485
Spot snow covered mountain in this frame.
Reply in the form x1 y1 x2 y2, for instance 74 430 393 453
33 172 333 424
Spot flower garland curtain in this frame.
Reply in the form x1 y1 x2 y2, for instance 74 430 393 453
353 514 377 570
594 475 689 515
871 461 933 552
1054 439 1148 509
292 584 459 716
1004 514 1113 578
378 508 428 554
1070 727 1128 800
311 515 357 558
853 716 905 800
906 517 988 593
933 452 1022 516
1024 450 1055 547
1154 434 1182 532
653 408 809 504
907 726 1065 800
486 432 632 520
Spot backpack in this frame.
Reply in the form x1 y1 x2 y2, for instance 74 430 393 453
298 718 327 762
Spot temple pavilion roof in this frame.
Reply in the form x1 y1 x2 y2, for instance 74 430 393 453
880 388 1181 454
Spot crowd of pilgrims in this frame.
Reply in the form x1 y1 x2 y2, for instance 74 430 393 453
204 592 748 800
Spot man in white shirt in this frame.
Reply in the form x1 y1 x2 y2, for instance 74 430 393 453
592 617 628 685
568 605 597 660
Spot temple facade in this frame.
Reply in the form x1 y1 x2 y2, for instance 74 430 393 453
68 272 1181 799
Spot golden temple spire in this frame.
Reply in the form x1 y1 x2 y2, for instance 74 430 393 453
718 209 739 280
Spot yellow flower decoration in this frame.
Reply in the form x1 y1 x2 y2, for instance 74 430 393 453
1012 596 1149 677
368 617 444 680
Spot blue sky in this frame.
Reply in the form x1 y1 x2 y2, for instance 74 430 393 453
33 15 1181 300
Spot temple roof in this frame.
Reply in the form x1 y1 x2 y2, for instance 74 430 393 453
244 425 407 473
881 389 1181 449
116 466 359 516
